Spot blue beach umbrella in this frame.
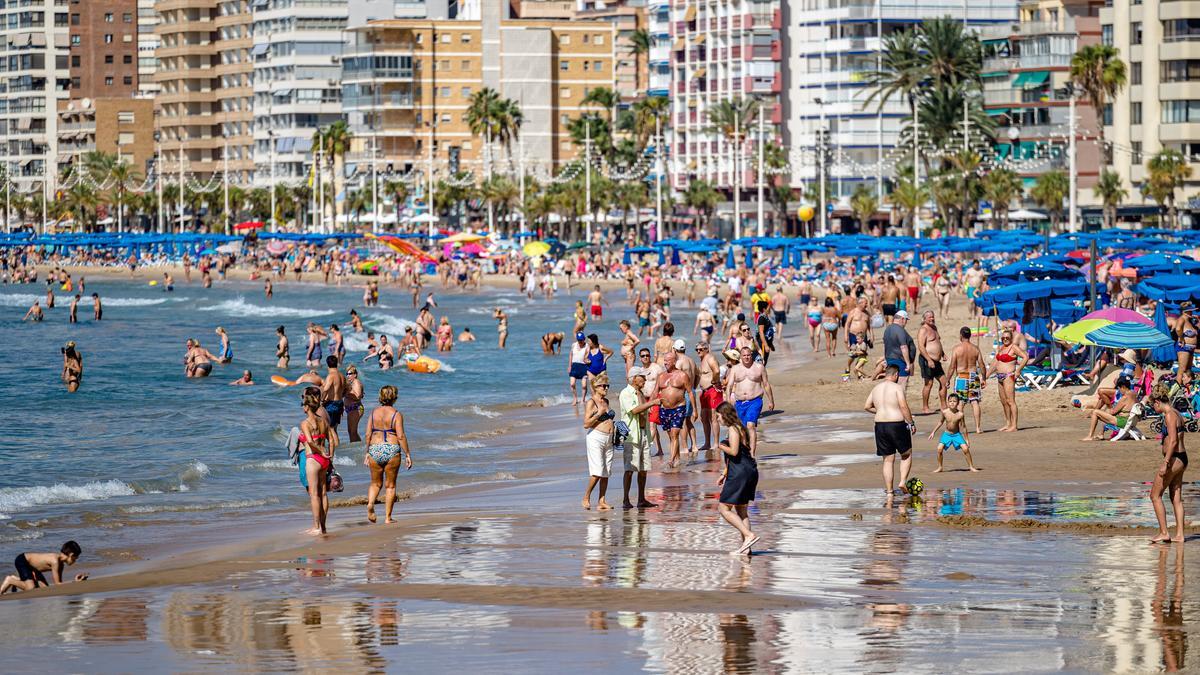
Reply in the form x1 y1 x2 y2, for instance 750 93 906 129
725 246 735 269
1151 302 1177 364
1084 322 1173 350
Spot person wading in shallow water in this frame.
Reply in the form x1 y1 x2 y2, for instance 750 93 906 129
1149 383 1188 545
363 385 412 525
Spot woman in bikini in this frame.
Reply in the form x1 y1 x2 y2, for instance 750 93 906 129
1173 302 1198 375
343 365 365 442
61 341 82 393
618 319 640 374
300 388 336 535
821 297 840 357
363 385 412 524
436 316 454 353
573 301 588 334
1149 383 1188 544
989 330 1027 432
806 297 822 353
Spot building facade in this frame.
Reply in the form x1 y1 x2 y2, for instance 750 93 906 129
154 0 254 184
57 98 156 177
138 0 161 98
68 0 139 100
784 0 1017 202
342 11 616 185
251 0 348 181
1102 0 1200 199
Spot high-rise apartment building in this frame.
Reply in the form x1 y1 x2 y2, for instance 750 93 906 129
1102 0 1200 198
67 0 139 100
251 0 348 181
663 0 784 197
980 1 1103 197
647 0 670 98
137 0 161 98
0 0 70 193
154 0 254 184
784 1 1016 201
342 10 616 182
58 98 156 177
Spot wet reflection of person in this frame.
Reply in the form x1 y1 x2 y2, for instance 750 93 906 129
719 614 759 674
860 517 913 670
1154 545 1188 672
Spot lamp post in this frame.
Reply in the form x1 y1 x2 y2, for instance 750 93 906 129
154 131 163 234
756 99 765 238
585 120 592 243
268 129 276 233
815 96 827 238
426 121 437 238
223 134 230 236
654 111 663 243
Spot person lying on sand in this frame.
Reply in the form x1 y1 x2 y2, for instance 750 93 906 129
0 541 86 594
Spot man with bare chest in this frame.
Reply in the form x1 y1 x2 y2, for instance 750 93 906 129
916 310 947 413
652 352 696 468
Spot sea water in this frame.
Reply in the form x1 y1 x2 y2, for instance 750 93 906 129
0 278 587 551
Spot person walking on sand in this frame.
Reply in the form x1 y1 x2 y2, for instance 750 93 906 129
696 340 724 450
582 374 616 510
770 284 790 339
946 326 987 434
621 368 660 509
1149 383 1189 544
883 310 915 387
928 393 979 472
865 364 916 495
725 346 774 457
275 325 290 369
716 402 760 556
916 310 947 413
363 385 412 524
299 388 336 535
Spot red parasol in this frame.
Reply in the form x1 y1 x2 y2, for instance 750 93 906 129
235 221 265 231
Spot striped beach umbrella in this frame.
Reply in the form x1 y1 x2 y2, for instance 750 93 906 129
1083 322 1173 350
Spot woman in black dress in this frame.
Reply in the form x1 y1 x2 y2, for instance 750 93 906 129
716 402 759 555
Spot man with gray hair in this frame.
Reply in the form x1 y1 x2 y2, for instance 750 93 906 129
621 368 661 509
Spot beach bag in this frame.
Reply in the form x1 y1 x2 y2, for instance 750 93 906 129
612 420 630 448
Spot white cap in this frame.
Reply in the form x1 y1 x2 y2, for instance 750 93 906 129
894 310 909 320
673 338 687 351
628 366 650 380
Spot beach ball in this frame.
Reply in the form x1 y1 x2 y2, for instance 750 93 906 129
798 205 815 222
149 280 158 286
905 477 924 496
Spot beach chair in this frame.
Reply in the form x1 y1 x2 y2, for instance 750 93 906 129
1109 402 1147 441
1021 366 1090 390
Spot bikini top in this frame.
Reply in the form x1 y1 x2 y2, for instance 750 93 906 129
368 411 399 439
996 353 1016 363
299 432 326 444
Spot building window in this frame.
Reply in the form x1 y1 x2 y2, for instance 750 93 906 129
1131 101 1142 124
71 55 80 67
461 33 470 43
118 132 134 145
595 34 604 45
1163 19 1200 41
594 61 603 72
105 54 114 64
560 35 571 45
461 86 470 97
105 34 113 43
439 86 450 98
124 54 132 64
1131 61 1141 85
117 111 135 123
123 12 132 22
71 77 80 88
441 33 450 43
439 59 449 70
1132 141 1142 163
583 61 590 71
1163 60 1200 82
461 60 469 70
1102 24 1113 46
1131 22 1142 45
415 33 423 43
560 87 571 98
123 75 132 85
1104 103 1113 125
71 35 80 45
105 76 114 85
70 13 79 25
440 113 450 123
1162 100 1200 123
561 114 569 125
560 61 569 71
104 12 113 22
583 33 590 43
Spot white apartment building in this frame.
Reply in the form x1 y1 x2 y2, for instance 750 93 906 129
137 0 160 97
0 0 69 195
251 0 348 181
784 0 1017 201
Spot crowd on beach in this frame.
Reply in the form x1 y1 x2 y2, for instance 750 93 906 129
3 233 1198 594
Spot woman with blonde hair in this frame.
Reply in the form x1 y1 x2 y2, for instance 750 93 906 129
582 373 615 510
715 401 759 555
363 385 412 524
436 316 454 352
215 327 232 363
1149 382 1188 544
300 388 336 535
343 364 365 442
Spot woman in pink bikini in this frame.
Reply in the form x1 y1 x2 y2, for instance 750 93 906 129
300 388 336 535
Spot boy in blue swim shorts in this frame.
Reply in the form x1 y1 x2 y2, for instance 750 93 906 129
927 393 979 472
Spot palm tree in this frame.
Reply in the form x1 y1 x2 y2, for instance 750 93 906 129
706 98 757 147
1030 170 1069 232
1146 149 1192 229
315 121 353 229
684 179 720 232
890 179 926 237
628 28 650 94
632 96 670 149
948 150 985 233
850 184 879 234
466 88 524 172
61 183 99 231
865 29 925 172
1094 169 1127 230
982 167 1023 231
108 161 141 231
1070 44 1127 164
769 184 795 235
921 17 982 88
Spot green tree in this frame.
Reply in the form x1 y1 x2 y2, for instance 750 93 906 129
850 184 879 234
1146 149 1192 229
684 179 720 232
890 179 927 237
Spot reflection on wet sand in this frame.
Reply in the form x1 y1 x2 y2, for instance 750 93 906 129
1155 546 1188 672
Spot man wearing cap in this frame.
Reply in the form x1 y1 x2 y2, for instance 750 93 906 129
674 338 699 453
652 351 696 468
636 348 666 456
883 310 916 386
621 368 660 508
750 284 770 322
568 331 590 405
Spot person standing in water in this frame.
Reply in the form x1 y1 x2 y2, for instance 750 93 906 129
1149 383 1188 544
865 365 915 495
299 388 335 536
215 327 233 363
22 300 43 322
321 355 347 436
716 401 760 555
582 374 616 510
305 323 327 368
69 295 79 324
61 342 82 393
329 324 345 365
275 326 290 369
343 364 365 442
493 308 509 349
363 385 412 524
568 332 590 405
91 293 102 321
265 279 273 300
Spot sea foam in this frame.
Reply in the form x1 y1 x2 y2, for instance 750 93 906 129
198 296 335 318
0 480 136 516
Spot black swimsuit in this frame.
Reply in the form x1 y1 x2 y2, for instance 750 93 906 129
1163 418 1189 468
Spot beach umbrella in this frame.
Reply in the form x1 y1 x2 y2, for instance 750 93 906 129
568 241 591 250
1151 301 1177 364
523 240 551 258
1081 307 1154 326
1084 322 1173 350
1052 319 1111 346
443 232 486 244
234 221 265 231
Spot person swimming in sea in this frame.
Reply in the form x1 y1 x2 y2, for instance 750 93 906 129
276 325 290 369
22 300 43 322
230 370 254 386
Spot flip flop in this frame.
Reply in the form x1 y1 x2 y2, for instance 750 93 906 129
736 535 760 555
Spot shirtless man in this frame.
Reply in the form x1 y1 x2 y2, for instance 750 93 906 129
653 322 676 365
673 339 700 453
770 284 790 339
946 326 987 433
69 294 80 323
275 326 290 369
265 279 273 300
916 310 948 413
864 365 915 495
587 285 607 322
321 355 347 436
91 293 102 321
963 261 984 318
880 277 900 324
22 300 43 322
652 351 697 468
725 346 775 457
845 297 872 377
693 305 716 344
696 340 724 451
542 331 565 354
458 327 476 342
349 309 364 333
903 266 922 313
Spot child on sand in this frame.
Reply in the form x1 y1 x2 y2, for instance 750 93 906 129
928 394 980 472
0 541 87 593
846 341 869 381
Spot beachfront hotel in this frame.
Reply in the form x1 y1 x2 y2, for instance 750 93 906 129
1103 0 1200 199
340 3 617 184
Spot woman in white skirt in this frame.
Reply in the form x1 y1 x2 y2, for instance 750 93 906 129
583 373 616 510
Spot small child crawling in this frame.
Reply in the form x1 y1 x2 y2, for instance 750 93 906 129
0 541 87 594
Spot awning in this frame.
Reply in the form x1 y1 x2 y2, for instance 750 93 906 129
693 33 706 45
982 38 1009 46
252 0 268 6
273 88 292 98
693 66 707 78
294 137 313 153
251 43 269 56
985 108 1009 116
981 71 1009 78
673 37 685 51
30 33 45 47
1013 70 1049 88
54 33 68 48
684 5 697 21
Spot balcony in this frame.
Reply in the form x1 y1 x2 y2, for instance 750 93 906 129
983 56 1019 73
342 67 414 82
1018 53 1072 69
342 92 414 110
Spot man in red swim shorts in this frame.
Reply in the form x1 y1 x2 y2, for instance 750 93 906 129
588 285 607 320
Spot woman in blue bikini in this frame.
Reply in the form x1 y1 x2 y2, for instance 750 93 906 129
363 385 412 524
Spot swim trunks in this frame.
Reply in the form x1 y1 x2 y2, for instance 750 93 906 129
908 286 919 301
735 396 764 426
639 317 650 327
195 362 213 376
13 553 46 587
885 358 909 378
918 355 944 381
773 310 787 325
882 303 897 317
874 421 912 457
954 372 981 402
648 404 660 424
324 400 345 428
939 431 966 450
590 304 603 318
569 362 588 380
658 404 686 430
700 385 724 410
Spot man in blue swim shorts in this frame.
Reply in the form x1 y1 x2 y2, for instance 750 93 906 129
928 393 979 472
651 351 697 468
726 346 774 457
320 355 346 431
